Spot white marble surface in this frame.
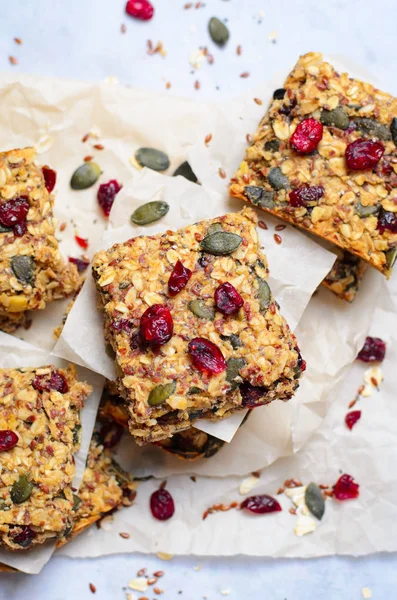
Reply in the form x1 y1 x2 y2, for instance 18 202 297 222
1 0 397 597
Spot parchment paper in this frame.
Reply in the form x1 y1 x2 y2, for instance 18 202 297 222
0 333 104 574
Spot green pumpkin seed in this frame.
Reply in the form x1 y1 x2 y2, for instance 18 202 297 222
200 231 242 256
244 185 275 209
72 424 81 445
0 224 12 233
135 148 170 172
352 117 391 141
11 255 35 285
264 139 280 152
208 17 229 46
105 343 116 359
187 386 204 395
72 494 82 511
226 357 246 390
70 162 101 190
188 299 215 320
391 118 397 147
257 278 271 310
320 108 349 130
305 482 325 520
355 201 379 218
148 381 176 406
173 161 198 183
220 333 242 350
131 200 169 226
11 475 33 504
273 88 286 100
385 247 397 270
206 222 223 236
268 167 289 191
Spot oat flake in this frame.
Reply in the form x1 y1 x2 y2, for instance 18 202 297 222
362 588 372 599
128 578 148 592
239 474 260 495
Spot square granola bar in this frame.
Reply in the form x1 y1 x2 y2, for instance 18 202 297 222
0 364 92 551
322 249 367 302
0 147 80 331
230 52 397 280
92 207 304 445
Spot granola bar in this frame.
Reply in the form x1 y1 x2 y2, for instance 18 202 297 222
0 365 92 551
92 207 304 445
0 148 80 331
230 52 397 279
323 250 367 302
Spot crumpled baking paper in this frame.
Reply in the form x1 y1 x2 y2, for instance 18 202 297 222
0 333 104 574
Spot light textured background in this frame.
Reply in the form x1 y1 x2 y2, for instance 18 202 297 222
1 0 397 598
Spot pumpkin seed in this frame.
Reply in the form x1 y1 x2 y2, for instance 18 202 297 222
273 88 286 100
188 299 215 320
131 200 169 225
11 475 33 504
220 333 242 349
187 386 204 395
0 224 12 233
72 424 81 445
244 185 275 209
148 381 176 406
135 148 170 172
352 117 391 141
200 231 242 256
320 107 349 130
105 343 116 359
385 247 397 270
70 162 101 190
206 222 223 236
72 494 82 511
264 139 280 152
268 167 289 191
305 482 325 520
173 161 198 183
355 201 379 218
208 17 229 46
391 118 397 147
257 278 271 310
11 255 35 285
226 357 246 390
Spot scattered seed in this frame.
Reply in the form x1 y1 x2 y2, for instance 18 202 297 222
135 148 170 172
153 571 164 578
277 486 285 495
207 54 214 64
93 143 104 150
348 399 357 408
147 577 158 585
131 200 170 226
205 133 212 145
70 162 101 190
165 82 171 89
84 155 94 162
274 234 282 244
121 23 126 33
242 173 250 183
153 588 163 595
138 597 149 600
254 98 262 105
82 133 89 143
184 2 192 7
246 133 253 144
14 37 22 45
240 72 249 78
275 224 286 231
9 56 18 65
319 484 329 490
59 222 67 232
89 583 96 594
194 80 200 90
147 39 153 51
289 507 297 515
236 44 242 55
258 220 268 230
137 568 147 577
218 167 226 179
156 552 173 561
284 479 303 488
119 532 130 539
208 17 229 46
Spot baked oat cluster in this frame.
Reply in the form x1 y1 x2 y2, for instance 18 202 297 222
322 250 367 302
0 365 92 551
0 147 80 332
92 207 304 445
230 52 397 299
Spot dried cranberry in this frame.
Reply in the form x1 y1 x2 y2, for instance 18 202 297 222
357 336 386 362
150 488 175 520
333 474 359 500
377 208 397 234
240 382 268 408
345 410 361 430
32 370 69 394
0 197 29 236
42 166 57 193
12 526 36 548
68 256 90 272
289 185 324 208
97 180 122 217
345 139 384 170
140 304 173 346
0 430 18 451
168 261 192 296
75 235 89 249
99 422 124 448
290 118 323 154
214 282 244 315
188 338 226 375
240 494 282 514
126 0 154 20
110 318 133 334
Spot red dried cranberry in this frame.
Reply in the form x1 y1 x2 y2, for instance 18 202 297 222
126 0 154 20
150 488 175 520
240 494 282 514
0 197 29 235
12 526 36 548
110 318 133 333
357 336 386 362
168 261 192 296
214 282 244 315
290 118 323 154
97 180 122 217
289 185 324 208
140 304 173 346
345 139 384 170
240 382 268 408
13 222 27 237
68 256 90 272
75 235 89 249
99 422 124 448
377 208 397 234
32 370 69 394
296 349 306 374
188 338 226 375
0 430 18 451
42 166 57 193
333 474 359 500
345 410 361 430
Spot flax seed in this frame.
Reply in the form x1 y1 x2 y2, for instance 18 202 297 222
289 508 297 515
246 133 253 144
82 134 89 143
84 155 94 162
274 234 282 244
59 222 67 232
137 568 147 576
9 56 18 65
93 144 104 150
165 82 171 89
218 168 226 179
258 220 268 230
14 37 22 45
204 133 212 145
275 224 286 231
89 583 96 594
119 532 130 539
194 80 200 90
240 72 249 78
254 98 263 105
348 399 357 408
153 571 164 578
121 23 126 33
236 45 242 55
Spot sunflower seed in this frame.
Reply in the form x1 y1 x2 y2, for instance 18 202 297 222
135 148 170 172
148 381 176 406
70 162 101 190
131 200 169 225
